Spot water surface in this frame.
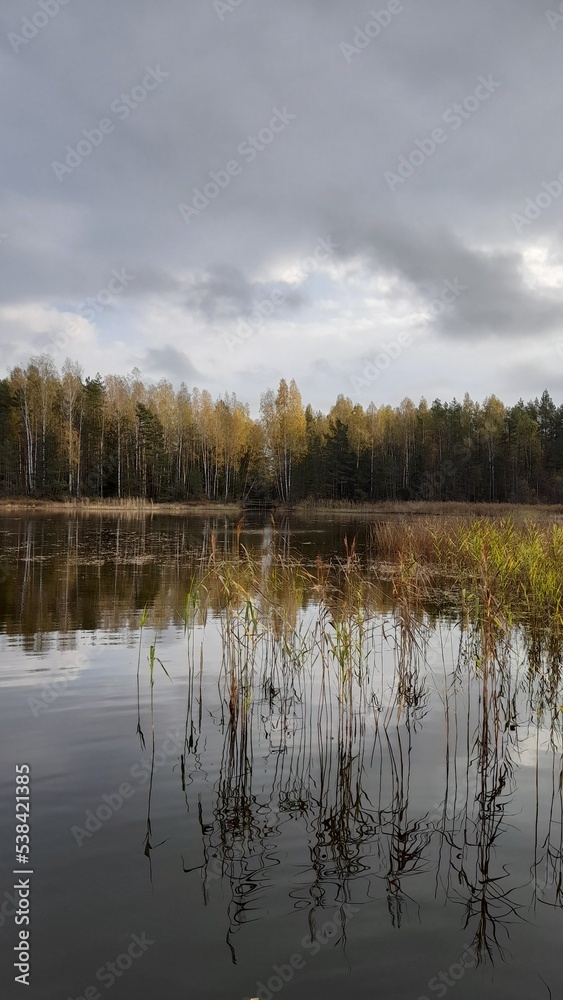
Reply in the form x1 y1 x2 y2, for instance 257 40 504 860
0 512 561 999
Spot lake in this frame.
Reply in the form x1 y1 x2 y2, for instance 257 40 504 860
0 511 561 1000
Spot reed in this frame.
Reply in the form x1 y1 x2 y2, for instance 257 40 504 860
165 518 563 963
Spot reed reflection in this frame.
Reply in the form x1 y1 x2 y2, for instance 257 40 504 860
167 541 563 968
4 511 563 974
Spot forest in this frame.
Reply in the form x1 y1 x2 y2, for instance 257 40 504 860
1 355 562 504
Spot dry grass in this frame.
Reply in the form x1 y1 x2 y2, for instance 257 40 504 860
0 498 243 514
295 499 563 517
178 515 563 671
4 497 563 518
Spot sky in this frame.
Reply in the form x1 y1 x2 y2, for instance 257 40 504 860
2 0 563 414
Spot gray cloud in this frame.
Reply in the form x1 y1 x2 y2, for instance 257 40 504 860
143 345 201 384
1 0 562 405
184 265 307 322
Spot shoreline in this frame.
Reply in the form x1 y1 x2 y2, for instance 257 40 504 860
0 499 243 514
1 498 563 517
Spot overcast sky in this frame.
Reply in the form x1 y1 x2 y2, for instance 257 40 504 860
2 0 563 413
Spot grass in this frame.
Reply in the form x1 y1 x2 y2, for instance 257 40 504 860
134 513 563 960
135 513 563 787
5 497 563 516
174 529 563 950
293 500 563 517
162 514 563 697
370 517 563 633
0 497 243 513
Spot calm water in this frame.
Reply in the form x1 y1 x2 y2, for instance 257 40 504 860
0 512 561 999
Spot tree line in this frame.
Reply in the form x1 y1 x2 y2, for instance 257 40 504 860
1 356 562 504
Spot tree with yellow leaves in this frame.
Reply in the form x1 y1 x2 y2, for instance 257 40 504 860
260 379 306 503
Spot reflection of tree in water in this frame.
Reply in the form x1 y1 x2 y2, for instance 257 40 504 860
0 512 411 645
21 513 562 971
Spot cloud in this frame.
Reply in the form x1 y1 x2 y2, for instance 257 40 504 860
183 264 307 322
143 345 201 385
1 0 562 408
